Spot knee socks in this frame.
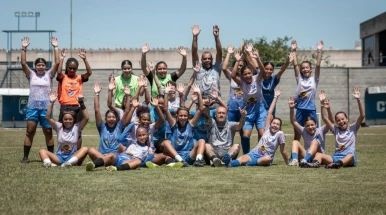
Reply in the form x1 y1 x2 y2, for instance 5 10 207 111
241 136 250 154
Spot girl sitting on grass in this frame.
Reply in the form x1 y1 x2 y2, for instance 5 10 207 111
39 90 89 167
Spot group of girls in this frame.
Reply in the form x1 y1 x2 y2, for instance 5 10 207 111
21 24 364 171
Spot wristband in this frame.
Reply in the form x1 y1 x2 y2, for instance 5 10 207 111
274 96 278 99
60 56 65 60
142 53 146 56
54 47 58 50
50 101 55 104
78 99 86 110
95 93 99 96
22 47 27 51
356 98 361 101
290 108 294 110
317 49 321 53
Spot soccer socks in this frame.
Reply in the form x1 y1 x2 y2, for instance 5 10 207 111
304 153 312 162
47 145 54 153
337 160 344 166
117 163 130 171
66 156 79 165
241 136 250 154
231 160 241 167
246 158 259 166
43 158 51 165
291 152 298 161
23 145 31 158
93 158 105 168
196 154 203 161
175 155 183 162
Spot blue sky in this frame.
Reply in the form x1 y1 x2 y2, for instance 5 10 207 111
0 0 385 50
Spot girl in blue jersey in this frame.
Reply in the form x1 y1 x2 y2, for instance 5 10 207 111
306 87 365 168
231 49 265 154
86 126 151 171
86 83 131 162
224 87 289 167
39 90 89 167
291 40 324 141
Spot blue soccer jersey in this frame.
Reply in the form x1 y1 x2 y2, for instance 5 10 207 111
166 122 195 152
97 120 124 155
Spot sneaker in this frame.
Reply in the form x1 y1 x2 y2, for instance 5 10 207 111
299 159 308 168
223 153 232 168
43 162 51 168
193 160 204 167
305 161 320 168
21 157 29 163
61 162 72 168
146 161 160 168
165 162 183 168
213 158 224 167
181 160 189 167
86 161 95 171
289 159 299 166
105 165 117 172
325 162 341 169
50 163 57 167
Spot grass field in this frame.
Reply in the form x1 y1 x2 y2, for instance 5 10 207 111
0 123 386 214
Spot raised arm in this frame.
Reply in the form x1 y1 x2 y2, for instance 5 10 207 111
222 45 234 79
319 90 335 123
107 76 117 110
315 40 323 79
213 25 222 63
57 48 66 80
143 77 151 105
150 97 164 130
319 90 334 129
147 62 163 95
265 86 281 127
276 52 295 79
352 87 365 126
164 83 176 126
251 48 265 80
210 89 227 110
235 107 247 131
79 49 92 79
77 91 89 130
177 83 186 108
186 93 197 111
46 90 58 129
175 46 187 78
189 84 203 126
291 40 300 78
191 25 201 65
289 96 302 132
94 83 103 127
21 37 31 78
244 43 258 69
231 50 242 85
50 37 59 78
141 43 151 76
123 98 139 127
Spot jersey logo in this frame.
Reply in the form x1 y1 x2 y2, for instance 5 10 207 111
338 144 346 151
298 90 309 101
345 130 351 136
68 90 75 97
61 144 72 154
258 145 267 155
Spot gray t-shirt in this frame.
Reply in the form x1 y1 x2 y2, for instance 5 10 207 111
194 61 222 98
251 125 286 160
300 125 328 153
54 122 81 156
208 119 237 150
331 121 359 156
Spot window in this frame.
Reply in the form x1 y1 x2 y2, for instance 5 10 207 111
363 35 375 66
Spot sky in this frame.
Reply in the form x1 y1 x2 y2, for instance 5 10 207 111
0 0 385 50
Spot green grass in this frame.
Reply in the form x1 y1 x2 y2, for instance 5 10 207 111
1 124 386 214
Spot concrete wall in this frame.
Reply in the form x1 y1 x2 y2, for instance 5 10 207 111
1 67 386 124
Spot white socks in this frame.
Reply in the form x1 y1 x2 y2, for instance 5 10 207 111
175 155 183 162
43 158 51 165
196 154 203 161
66 156 79 165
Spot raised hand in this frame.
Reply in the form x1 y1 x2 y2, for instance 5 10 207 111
147 62 155 73
246 43 253 52
288 96 296 109
317 40 324 51
49 90 57 102
323 97 331 109
227 45 235 54
142 43 150 54
211 89 218 100
319 90 327 102
77 91 84 101
178 46 187 57
108 77 116 91
94 82 102 94
193 61 201 73
132 98 139 107
165 83 173 94
150 97 159 107
274 86 281 97
22 37 30 48
177 83 185 95
78 49 87 59
124 84 131 95
251 48 260 59
234 50 242 61
291 40 297 51
191 83 200 94
213 25 219 37
51 37 58 47
352 87 361 99
191 93 198 102
138 76 146 88
61 48 67 58
192 24 201 36
240 40 245 50
239 106 247 117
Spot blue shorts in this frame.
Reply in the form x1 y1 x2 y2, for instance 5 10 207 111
247 151 272 166
178 151 194 165
227 109 241 122
56 153 73 164
26 108 52 128
227 98 244 111
114 153 136 166
296 109 319 127
331 153 357 167
243 104 267 131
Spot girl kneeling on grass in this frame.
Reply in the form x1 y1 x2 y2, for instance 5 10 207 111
288 90 334 167
39 90 89 167
305 87 365 168
224 87 289 167
86 126 150 171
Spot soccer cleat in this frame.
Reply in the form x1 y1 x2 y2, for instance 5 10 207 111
181 160 189 167
165 162 183 168
193 160 204 167
325 162 341 169
289 159 299 166
146 161 160 168
213 158 224 167
86 161 95 171
105 165 117 172
43 162 51 168
21 157 29 163
305 161 320 168
223 153 232 168
62 162 72 168
299 159 308 168
50 163 57 167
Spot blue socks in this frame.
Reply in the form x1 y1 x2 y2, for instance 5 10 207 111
231 160 240 167
246 158 259 166
304 152 312 162
291 152 298 160
241 136 250 154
